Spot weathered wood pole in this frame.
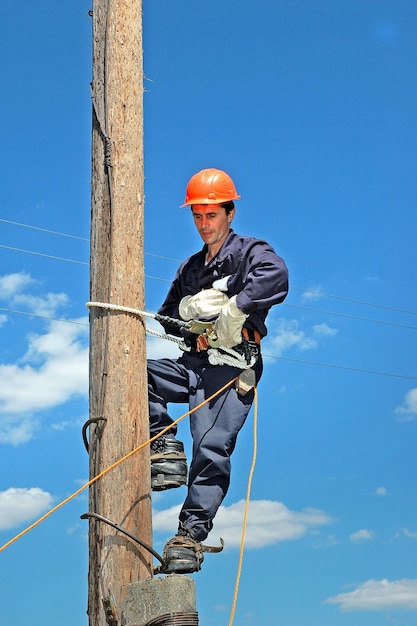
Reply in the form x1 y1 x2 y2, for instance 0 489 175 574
88 0 152 624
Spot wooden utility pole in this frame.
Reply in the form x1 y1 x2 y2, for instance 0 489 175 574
87 1 152 624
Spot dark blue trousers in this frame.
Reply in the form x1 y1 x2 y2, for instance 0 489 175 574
147 351 263 542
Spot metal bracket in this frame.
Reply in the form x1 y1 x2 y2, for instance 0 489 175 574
185 319 213 335
80 512 164 565
186 320 221 347
82 416 107 453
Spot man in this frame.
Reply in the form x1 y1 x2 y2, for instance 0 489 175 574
148 168 289 574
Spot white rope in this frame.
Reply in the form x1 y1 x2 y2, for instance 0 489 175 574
87 301 156 320
87 300 191 350
87 301 254 369
207 347 256 369
146 326 190 351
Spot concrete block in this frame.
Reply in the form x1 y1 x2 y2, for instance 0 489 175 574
123 575 197 626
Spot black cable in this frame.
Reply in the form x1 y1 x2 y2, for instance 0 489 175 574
80 512 164 565
82 417 107 453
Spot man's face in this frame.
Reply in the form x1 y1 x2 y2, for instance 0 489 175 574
191 204 235 247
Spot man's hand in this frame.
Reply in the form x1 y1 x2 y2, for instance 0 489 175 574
179 288 230 321
214 295 248 348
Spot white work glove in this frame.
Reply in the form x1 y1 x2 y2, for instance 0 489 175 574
214 295 249 348
179 288 230 321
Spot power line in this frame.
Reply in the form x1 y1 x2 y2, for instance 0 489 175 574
145 274 171 283
263 353 417 381
0 244 89 266
1 220 416 323
0 306 88 326
290 286 417 317
0 218 89 242
144 251 180 263
2 240 416 321
1 242 416 330
285 303 417 331
0 304 415 381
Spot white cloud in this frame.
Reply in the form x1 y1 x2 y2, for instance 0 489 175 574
0 274 182 445
300 286 324 302
146 318 183 360
67 522 83 536
375 486 388 496
152 502 182 534
312 534 340 548
325 578 417 611
152 499 333 549
0 319 88 444
13 292 68 317
0 271 68 316
313 323 338 337
0 417 40 446
215 500 333 548
50 417 84 432
350 529 375 542
0 271 35 298
0 320 88 414
402 528 417 539
395 388 417 421
266 319 318 355
0 487 53 530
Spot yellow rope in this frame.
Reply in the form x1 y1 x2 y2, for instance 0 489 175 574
228 387 258 626
0 377 238 554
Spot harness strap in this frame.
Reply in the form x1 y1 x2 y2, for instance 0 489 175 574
242 327 261 345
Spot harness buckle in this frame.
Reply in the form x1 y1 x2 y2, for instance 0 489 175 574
186 319 221 349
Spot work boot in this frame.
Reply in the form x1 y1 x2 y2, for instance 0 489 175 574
159 530 204 574
150 434 187 491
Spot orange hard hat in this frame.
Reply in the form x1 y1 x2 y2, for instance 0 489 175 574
180 168 241 207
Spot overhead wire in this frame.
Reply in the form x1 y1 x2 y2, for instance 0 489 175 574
291 285 417 317
1 241 416 330
285 303 417 331
1 217 416 317
263 353 417 381
0 218 89 241
0 243 89 266
0 306 88 326
1 219 416 380
0 306 415 381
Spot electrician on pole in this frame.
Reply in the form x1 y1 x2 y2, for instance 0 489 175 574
148 168 289 574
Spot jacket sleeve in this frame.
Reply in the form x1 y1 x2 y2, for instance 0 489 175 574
233 240 289 314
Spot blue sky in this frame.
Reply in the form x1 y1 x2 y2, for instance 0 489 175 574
1 1 417 624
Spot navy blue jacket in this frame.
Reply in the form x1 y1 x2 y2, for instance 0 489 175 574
158 230 289 339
